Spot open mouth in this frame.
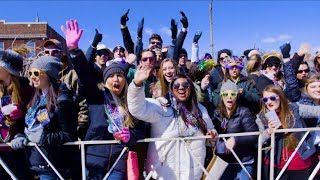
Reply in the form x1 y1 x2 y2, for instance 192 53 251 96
113 83 120 91
177 90 186 97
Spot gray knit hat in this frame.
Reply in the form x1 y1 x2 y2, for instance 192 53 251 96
103 62 126 82
0 50 23 77
31 56 63 80
220 79 238 92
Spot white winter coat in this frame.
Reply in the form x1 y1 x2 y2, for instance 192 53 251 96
127 82 215 180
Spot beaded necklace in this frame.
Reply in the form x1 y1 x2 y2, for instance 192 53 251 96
102 90 124 133
25 95 47 129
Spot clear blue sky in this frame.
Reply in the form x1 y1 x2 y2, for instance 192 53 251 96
1 1 320 59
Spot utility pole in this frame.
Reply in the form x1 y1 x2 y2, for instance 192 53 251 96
209 0 214 61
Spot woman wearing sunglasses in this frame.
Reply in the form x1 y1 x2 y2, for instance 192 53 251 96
10 55 77 179
212 79 258 180
0 49 34 179
128 69 217 179
63 19 145 179
213 56 260 115
256 85 316 179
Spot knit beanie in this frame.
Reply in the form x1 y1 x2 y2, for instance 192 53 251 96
31 56 63 80
179 48 188 58
103 62 126 82
0 49 23 77
262 56 282 70
220 79 238 92
113 45 125 53
217 49 232 61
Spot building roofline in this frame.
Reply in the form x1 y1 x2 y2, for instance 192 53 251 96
0 20 47 25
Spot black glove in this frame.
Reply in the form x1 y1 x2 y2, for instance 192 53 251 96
120 9 130 26
92 29 102 47
193 31 202 43
137 18 144 38
171 19 178 40
180 11 188 29
280 43 291 58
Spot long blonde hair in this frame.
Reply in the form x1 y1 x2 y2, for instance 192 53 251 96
246 54 262 75
260 85 297 149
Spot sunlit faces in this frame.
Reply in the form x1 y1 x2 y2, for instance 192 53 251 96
178 54 187 67
221 90 237 110
172 78 190 102
265 63 280 75
140 51 155 66
29 68 50 89
162 61 176 83
149 38 162 49
296 64 310 80
0 67 11 81
113 49 125 58
262 91 281 112
95 50 109 66
228 66 241 79
306 81 320 101
105 73 126 95
219 53 230 67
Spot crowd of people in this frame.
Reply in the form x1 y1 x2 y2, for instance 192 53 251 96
0 10 319 180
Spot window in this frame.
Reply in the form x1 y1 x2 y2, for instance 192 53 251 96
0 42 4 50
26 41 35 58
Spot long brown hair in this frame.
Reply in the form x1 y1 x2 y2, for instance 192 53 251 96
170 74 207 134
218 94 239 120
158 58 179 96
246 54 262 75
260 85 297 149
313 55 320 73
28 75 58 112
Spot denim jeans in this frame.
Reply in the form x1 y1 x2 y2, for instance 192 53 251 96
220 163 254 180
87 168 126 180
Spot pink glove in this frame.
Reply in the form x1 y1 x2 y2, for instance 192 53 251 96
61 19 83 49
10 103 24 120
113 127 130 143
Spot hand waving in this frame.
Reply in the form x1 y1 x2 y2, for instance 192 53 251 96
61 19 83 49
133 64 153 86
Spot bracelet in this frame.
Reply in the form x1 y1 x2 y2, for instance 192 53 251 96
133 81 143 87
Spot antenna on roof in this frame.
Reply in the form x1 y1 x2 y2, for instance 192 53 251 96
36 12 39 22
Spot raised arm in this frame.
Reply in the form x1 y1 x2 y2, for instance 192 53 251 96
120 9 135 54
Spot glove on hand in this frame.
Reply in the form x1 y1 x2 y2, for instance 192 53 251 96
180 11 188 28
11 135 27 150
171 19 178 40
121 9 130 25
92 29 102 47
193 31 202 44
280 43 291 59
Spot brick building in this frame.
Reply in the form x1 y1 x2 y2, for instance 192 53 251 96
0 20 66 58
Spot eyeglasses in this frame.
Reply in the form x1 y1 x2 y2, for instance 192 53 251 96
173 82 190 90
297 69 310 73
29 69 44 77
96 50 109 56
219 55 230 61
44 49 60 55
220 91 238 98
267 63 280 68
151 41 162 46
261 95 279 103
141 57 155 63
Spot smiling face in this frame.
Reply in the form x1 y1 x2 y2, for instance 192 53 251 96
306 81 320 102
296 64 310 80
29 68 50 89
105 72 126 95
162 61 176 83
172 78 190 102
262 91 281 112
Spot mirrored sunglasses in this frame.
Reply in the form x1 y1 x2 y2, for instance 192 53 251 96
173 82 190 90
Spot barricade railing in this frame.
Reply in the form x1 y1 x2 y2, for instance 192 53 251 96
0 127 318 180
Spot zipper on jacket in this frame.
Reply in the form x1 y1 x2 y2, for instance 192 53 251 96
107 144 113 170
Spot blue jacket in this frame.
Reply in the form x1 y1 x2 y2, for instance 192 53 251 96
257 103 316 165
28 83 77 173
70 48 145 172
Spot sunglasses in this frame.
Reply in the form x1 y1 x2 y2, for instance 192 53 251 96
297 69 310 73
29 69 44 77
44 49 60 55
267 63 280 68
261 95 279 103
141 57 155 63
173 82 190 90
219 55 230 61
151 41 162 45
96 50 109 56
220 91 238 98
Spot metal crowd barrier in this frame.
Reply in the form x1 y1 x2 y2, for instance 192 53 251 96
0 127 319 180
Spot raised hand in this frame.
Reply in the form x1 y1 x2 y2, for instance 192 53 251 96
193 31 202 44
171 19 177 40
280 43 291 58
133 64 153 86
61 19 83 49
180 11 188 29
200 74 210 91
121 9 130 26
298 43 311 56
92 29 102 47
137 18 144 38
